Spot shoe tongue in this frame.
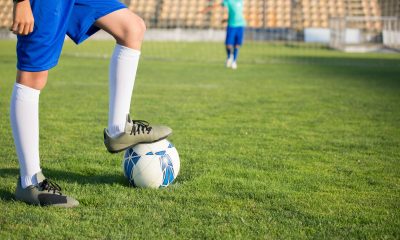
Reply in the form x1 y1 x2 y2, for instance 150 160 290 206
124 115 134 133
35 171 46 184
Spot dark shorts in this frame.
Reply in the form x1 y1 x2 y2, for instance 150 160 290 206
225 26 245 46
17 0 126 72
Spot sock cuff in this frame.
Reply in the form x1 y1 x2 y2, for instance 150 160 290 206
13 83 40 102
114 44 141 57
20 170 41 189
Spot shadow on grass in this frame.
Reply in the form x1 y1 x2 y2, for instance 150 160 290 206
281 55 400 68
0 167 128 201
0 168 19 177
272 56 400 90
0 168 18 201
43 168 128 186
283 42 330 50
0 189 15 201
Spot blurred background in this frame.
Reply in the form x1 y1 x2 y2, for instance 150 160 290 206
0 0 399 64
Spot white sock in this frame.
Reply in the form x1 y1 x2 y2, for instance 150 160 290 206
108 44 141 137
10 83 41 188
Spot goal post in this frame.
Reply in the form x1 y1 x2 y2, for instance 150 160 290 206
329 16 400 52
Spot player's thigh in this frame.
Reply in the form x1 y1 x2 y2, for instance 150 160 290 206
67 0 126 44
95 9 146 44
225 27 236 46
234 27 245 47
17 70 48 90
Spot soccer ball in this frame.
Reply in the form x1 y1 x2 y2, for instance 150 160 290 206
122 139 180 188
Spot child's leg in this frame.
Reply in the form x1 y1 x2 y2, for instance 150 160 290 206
95 9 146 50
68 3 170 153
11 71 47 188
225 26 235 61
12 0 79 207
233 27 245 63
233 45 240 62
225 45 234 67
226 45 233 59
95 9 145 137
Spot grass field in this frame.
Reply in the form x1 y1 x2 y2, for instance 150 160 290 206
0 40 400 239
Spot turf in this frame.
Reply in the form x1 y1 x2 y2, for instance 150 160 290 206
0 40 399 239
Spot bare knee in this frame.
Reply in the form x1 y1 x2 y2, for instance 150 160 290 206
118 14 146 47
16 70 48 90
96 9 146 49
132 15 147 38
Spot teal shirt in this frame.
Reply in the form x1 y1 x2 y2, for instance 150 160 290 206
222 0 246 27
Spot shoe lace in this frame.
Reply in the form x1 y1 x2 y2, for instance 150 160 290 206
39 179 62 195
130 120 152 135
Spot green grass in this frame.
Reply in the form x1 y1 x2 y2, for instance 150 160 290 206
0 40 399 239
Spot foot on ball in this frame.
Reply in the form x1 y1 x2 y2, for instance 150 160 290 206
104 115 172 153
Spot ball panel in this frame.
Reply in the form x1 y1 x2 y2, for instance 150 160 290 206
122 139 180 188
166 146 180 178
123 148 142 186
132 155 163 188
160 154 175 187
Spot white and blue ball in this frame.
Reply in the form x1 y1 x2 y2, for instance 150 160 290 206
123 139 180 188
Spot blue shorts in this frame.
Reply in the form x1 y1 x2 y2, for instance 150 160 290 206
17 0 126 72
225 26 245 46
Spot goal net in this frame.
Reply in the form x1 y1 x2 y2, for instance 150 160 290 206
330 16 400 52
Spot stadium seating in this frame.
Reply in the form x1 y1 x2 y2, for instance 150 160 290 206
158 0 210 28
128 0 385 30
128 0 158 28
0 0 396 30
0 0 12 28
380 0 400 17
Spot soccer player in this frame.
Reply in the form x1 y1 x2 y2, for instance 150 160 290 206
10 0 172 207
201 0 246 69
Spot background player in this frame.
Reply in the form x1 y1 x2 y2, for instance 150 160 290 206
201 0 246 69
10 0 171 207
